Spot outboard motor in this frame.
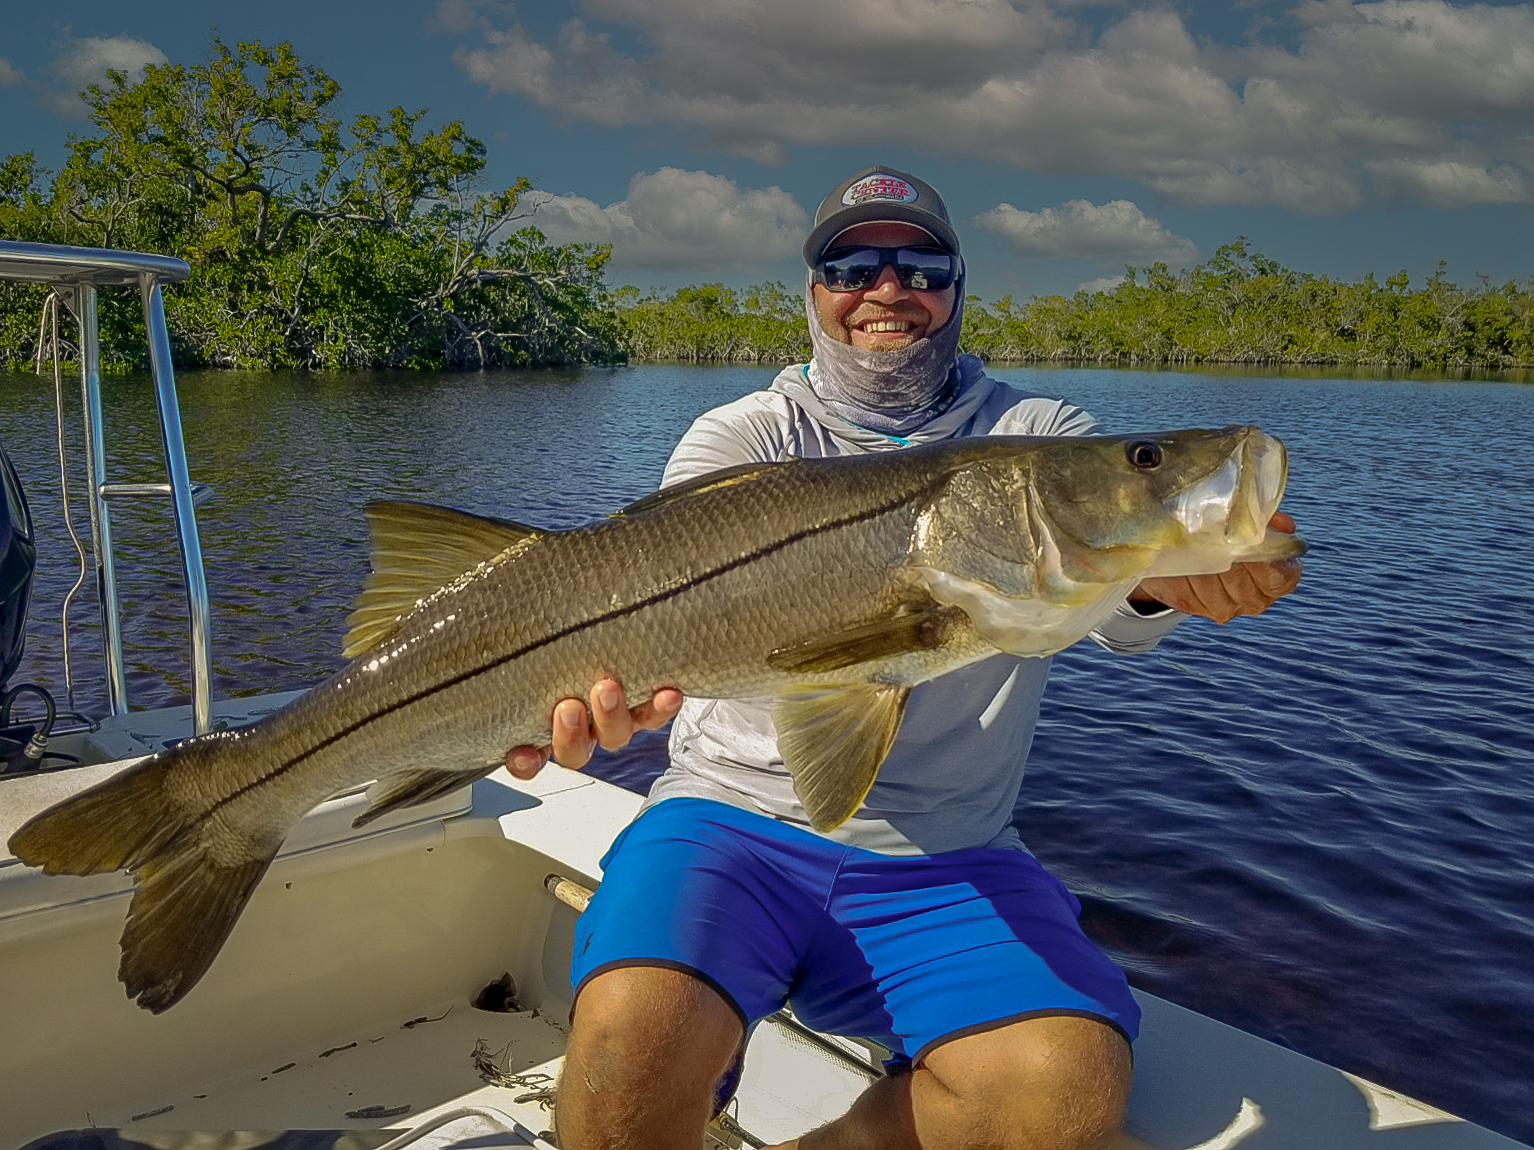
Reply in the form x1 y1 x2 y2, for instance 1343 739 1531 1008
0 443 35 688
0 444 48 771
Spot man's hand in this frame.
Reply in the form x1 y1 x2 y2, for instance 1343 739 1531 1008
504 680 684 779
1130 511 1303 624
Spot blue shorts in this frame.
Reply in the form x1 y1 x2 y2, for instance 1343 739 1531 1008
570 798 1139 1065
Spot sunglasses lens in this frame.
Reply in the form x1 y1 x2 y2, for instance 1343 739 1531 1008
820 248 884 291
818 247 955 291
896 249 954 291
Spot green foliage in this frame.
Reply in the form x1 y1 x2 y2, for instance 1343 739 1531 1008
0 154 53 370
961 239 1534 369
611 239 1530 369
1 38 624 370
612 281 811 363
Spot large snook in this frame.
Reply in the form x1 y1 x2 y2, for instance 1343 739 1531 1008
9 426 1304 1012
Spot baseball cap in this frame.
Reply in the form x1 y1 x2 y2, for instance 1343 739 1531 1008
803 166 961 267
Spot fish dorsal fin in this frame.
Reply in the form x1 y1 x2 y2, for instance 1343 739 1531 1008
767 605 960 674
343 500 544 658
773 682 911 832
616 460 787 517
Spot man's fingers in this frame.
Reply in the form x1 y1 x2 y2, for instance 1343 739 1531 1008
1144 557 1301 624
1258 557 1303 598
553 696 598 766
631 687 684 731
504 682 687 776
505 744 550 780
504 693 600 777
1198 559 1302 623
1182 574 1241 625
590 679 633 752
1270 510 1296 533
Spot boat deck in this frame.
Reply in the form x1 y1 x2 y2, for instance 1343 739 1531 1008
2 712 1526 1150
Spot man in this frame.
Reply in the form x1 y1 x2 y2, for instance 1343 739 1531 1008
506 167 1301 1149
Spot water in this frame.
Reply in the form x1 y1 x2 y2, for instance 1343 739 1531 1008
1 364 1531 1142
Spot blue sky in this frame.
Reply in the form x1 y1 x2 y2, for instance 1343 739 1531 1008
2 0 1531 300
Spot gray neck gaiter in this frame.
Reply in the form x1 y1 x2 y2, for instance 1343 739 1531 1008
804 272 965 435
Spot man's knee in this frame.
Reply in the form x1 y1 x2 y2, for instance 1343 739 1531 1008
920 1014 1132 1149
565 965 743 1095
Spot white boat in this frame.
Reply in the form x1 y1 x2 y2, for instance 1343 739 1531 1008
0 240 1524 1150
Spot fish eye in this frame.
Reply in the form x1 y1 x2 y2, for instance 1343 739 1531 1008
1126 441 1163 470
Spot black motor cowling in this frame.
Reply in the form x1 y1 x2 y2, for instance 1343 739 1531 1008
0 444 34 690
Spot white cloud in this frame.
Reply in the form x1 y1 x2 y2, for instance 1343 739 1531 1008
0 58 25 88
528 167 808 273
975 200 1199 265
1077 274 1129 294
46 36 168 116
448 0 1534 212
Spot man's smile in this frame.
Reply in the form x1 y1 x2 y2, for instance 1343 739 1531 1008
843 305 933 347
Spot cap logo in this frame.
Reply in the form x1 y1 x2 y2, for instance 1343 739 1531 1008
842 173 918 207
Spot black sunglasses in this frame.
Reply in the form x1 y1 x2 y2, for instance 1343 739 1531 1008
814 245 959 292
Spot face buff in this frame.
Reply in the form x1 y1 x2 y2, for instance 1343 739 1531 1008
804 273 966 436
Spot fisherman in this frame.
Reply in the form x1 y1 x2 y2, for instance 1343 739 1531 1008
505 166 1302 1150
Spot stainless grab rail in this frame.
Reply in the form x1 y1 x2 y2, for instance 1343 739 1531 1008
0 241 214 735
141 274 213 735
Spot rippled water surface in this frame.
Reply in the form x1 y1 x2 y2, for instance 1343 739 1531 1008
2 365 1531 1141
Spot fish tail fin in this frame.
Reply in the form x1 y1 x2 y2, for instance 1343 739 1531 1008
119 840 272 1014
8 756 184 875
8 753 277 1013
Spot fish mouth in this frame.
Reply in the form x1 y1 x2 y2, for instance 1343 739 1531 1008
1165 428 1288 545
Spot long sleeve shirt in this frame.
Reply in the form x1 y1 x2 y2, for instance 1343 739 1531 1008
642 358 1183 855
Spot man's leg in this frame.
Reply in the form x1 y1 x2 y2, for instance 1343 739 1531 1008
557 964 744 1150
766 1014 1131 1150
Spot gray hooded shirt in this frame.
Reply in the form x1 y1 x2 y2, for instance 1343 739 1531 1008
643 358 1183 855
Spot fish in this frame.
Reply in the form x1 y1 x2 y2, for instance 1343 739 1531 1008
8 425 1304 1013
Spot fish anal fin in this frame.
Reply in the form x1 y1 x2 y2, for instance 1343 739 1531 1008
767 606 960 674
616 460 786 517
345 501 545 658
773 683 910 832
355 764 500 828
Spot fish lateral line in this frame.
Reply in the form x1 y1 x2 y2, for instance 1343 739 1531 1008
202 481 936 817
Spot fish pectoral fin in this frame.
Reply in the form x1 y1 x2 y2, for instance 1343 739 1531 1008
614 460 788 517
773 683 910 832
345 501 546 658
356 764 500 828
766 606 961 674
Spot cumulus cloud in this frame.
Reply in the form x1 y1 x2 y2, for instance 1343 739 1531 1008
446 0 1534 212
45 36 167 115
528 167 808 272
975 200 1198 265
1076 274 1130 294
0 58 25 88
